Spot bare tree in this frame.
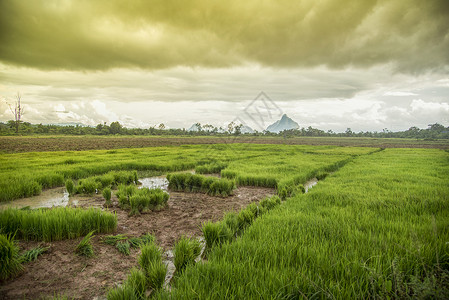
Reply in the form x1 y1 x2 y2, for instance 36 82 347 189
7 92 24 134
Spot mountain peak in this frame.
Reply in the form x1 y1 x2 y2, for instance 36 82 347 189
266 114 299 133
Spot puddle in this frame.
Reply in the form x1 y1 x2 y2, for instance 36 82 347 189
138 176 169 191
304 178 318 193
0 187 69 210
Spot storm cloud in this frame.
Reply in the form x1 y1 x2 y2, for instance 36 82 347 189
1 0 448 72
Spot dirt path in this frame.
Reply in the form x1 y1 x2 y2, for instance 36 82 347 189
0 186 274 300
1 136 448 153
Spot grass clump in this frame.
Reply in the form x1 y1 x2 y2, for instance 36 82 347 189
0 233 23 280
75 231 95 257
21 245 49 262
174 236 202 273
0 207 117 242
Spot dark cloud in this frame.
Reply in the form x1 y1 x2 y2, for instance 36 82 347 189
0 0 448 72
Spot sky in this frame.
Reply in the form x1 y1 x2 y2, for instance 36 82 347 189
0 0 448 133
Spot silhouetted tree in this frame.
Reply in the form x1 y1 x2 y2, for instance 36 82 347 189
7 92 24 134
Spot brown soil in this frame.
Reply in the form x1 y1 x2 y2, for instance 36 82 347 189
0 186 274 300
0 136 448 153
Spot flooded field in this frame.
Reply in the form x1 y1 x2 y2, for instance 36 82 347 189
0 187 70 210
138 176 169 191
304 177 318 193
0 176 172 210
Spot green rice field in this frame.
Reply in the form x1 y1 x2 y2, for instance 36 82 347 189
0 142 448 299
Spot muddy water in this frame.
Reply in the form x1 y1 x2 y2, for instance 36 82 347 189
0 187 70 210
138 176 169 191
304 178 318 193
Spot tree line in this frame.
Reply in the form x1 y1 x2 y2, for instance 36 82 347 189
0 120 448 139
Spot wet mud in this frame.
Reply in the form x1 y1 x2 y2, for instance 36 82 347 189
0 186 274 300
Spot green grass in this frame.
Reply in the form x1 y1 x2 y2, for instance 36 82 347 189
158 148 449 299
0 207 117 242
75 231 95 257
0 233 23 280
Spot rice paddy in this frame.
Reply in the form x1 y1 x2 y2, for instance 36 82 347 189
0 142 447 299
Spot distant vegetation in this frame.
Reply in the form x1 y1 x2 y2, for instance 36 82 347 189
0 120 448 139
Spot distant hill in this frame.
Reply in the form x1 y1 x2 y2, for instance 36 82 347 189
240 125 254 134
187 124 201 132
266 114 299 133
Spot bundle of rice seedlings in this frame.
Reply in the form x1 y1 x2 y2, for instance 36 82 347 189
21 245 49 262
201 221 232 250
65 179 75 195
75 231 95 257
0 233 23 280
174 236 202 273
102 187 112 205
102 234 128 246
116 241 130 256
138 242 166 290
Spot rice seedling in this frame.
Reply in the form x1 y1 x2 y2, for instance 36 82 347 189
41 293 70 300
116 241 131 256
139 233 155 245
20 245 49 263
76 178 99 195
124 267 147 299
138 242 166 290
222 212 239 237
103 187 112 205
106 283 136 300
75 231 95 257
195 162 227 174
128 237 143 249
167 173 235 197
65 179 75 195
201 221 232 250
102 234 128 246
0 233 23 280
259 195 281 211
116 185 169 214
146 260 167 291
138 242 162 271
173 236 202 273
0 207 117 242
